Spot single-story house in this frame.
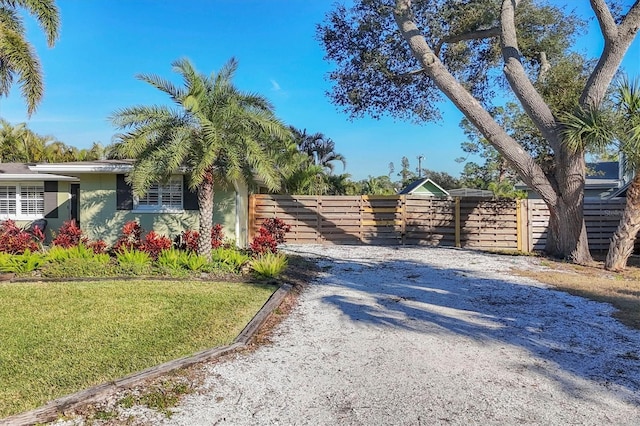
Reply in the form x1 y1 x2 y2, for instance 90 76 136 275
399 178 449 197
515 161 631 199
1 160 249 246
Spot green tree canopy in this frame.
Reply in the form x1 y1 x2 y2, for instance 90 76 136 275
318 0 640 263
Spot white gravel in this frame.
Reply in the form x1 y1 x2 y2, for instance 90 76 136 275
70 245 640 425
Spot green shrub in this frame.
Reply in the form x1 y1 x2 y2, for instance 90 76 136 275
0 250 45 274
115 248 152 276
157 248 184 270
250 252 288 279
40 257 117 278
211 247 250 272
47 244 110 263
180 252 209 271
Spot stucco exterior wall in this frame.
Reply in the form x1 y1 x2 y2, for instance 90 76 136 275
77 174 237 245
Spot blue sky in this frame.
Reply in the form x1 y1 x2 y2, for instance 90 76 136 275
2 1 639 181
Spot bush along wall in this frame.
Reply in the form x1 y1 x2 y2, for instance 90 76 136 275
0 218 292 279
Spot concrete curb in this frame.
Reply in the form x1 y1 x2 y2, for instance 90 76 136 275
1 283 294 426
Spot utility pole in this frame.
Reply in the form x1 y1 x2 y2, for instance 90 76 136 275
417 155 425 178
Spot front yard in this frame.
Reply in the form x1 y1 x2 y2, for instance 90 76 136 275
0 279 276 418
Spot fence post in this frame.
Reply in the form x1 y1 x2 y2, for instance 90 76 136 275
248 194 256 242
455 197 461 248
316 196 322 243
400 195 406 245
516 200 522 251
359 195 364 243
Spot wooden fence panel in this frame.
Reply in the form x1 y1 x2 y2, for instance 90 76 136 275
249 195 639 252
250 195 522 250
527 198 640 252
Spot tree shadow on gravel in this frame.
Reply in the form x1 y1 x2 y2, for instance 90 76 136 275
300 249 640 406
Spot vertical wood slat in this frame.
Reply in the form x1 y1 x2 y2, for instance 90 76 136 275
455 197 461 248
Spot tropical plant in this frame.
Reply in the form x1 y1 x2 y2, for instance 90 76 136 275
51 220 86 248
0 219 42 254
250 252 288 279
180 252 209 271
46 244 110 263
562 76 640 271
110 58 289 260
0 0 60 115
0 250 44 273
291 127 346 174
210 247 250 272
157 247 184 270
115 248 152 275
112 221 143 253
140 231 172 260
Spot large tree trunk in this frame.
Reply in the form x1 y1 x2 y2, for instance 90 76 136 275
546 197 592 262
197 175 215 261
393 0 594 262
605 173 640 271
544 145 592 263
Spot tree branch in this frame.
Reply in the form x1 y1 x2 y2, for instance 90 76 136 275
537 51 551 83
581 0 640 108
393 0 558 205
434 27 501 56
499 0 561 152
591 0 618 40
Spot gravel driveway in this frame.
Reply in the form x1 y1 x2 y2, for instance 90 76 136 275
139 246 638 424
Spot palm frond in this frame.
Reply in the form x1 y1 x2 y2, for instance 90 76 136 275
12 0 59 46
136 73 185 103
0 27 42 115
560 107 614 154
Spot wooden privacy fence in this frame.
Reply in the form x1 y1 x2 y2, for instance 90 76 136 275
249 195 527 251
249 194 638 252
528 198 633 251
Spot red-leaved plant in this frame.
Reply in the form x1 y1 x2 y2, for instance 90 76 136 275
176 229 199 252
177 224 225 252
87 239 108 254
113 221 143 253
211 223 224 249
0 219 42 254
249 230 278 255
141 231 172 260
249 218 290 256
52 220 87 248
261 218 290 244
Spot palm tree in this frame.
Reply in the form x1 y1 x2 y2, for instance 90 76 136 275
0 119 28 161
604 78 640 271
110 58 290 259
291 127 346 174
562 77 640 271
0 0 60 115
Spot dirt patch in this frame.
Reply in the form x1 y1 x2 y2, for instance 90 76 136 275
511 255 640 329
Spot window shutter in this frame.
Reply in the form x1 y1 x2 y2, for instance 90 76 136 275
183 176 199 210
44 181 58 218
116 174 133 210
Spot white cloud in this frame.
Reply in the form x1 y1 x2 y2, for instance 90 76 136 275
270 79 281 91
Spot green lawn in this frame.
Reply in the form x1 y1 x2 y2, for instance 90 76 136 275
0 279 276 418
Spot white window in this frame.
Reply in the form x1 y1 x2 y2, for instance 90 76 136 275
0 184 44 219
134 176 183 212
